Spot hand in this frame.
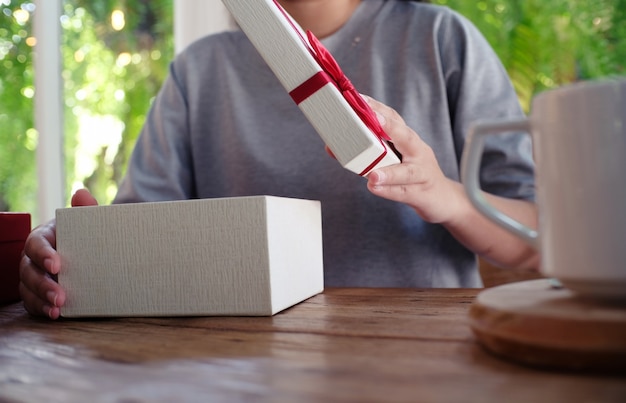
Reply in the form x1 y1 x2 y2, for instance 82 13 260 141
19 189 98 319
361 96 539 269
363 96 461 224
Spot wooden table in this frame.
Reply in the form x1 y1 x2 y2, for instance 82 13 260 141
1 288 624 402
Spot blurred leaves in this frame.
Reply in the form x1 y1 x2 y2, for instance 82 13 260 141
61 0 173 205
0 0 172 219
0 1 36 213
1 0 625 217
434 0 626 110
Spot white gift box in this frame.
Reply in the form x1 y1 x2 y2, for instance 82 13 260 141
222 0 400 176
56 196 323 317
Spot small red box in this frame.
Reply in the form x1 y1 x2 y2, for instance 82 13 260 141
0 213 31 305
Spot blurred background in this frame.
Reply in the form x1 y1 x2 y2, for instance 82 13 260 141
1 0 625 225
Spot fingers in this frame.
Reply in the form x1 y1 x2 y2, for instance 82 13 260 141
19 227 66 319
362 95 427 163
71 188 98 207
361 95 458 224
19 217 64 319
369 145 438 188
22 220 59 273
19 259 65 320
367 165 428 206
362 94 433 187
362 94 406 126
18 189 94 319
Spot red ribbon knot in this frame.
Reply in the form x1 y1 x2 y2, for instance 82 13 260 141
289 30 391 143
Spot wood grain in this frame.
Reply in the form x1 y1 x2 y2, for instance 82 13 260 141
1 288 625 403
479 258 545 288
470 279 626 372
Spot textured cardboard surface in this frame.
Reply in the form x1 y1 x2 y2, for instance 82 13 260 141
56 196 323 317
222 0 400 175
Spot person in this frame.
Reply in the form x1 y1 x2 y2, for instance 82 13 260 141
20 0 539 319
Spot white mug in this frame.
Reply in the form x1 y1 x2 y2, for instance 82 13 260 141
461 79 626 299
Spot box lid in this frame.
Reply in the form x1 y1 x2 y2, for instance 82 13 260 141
0 213 31 243
221 0 400 176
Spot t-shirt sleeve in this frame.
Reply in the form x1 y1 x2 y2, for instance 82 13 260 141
439 9 535 201
113 58 195 204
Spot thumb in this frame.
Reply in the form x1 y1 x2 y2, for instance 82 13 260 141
71 189 99 207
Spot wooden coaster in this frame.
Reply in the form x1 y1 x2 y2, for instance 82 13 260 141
469 279 626 372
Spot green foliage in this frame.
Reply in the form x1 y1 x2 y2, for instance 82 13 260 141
1 0 625 218
0 1 37 214
61 0 173 204
434 0 626 110
0 0 172 219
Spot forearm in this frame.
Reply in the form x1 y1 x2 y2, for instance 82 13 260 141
442 180 540 270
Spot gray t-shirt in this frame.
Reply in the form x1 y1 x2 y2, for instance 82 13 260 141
115 1 535 288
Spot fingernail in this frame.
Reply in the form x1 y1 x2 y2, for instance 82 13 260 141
374 170 386 184
44 258 53 272
44 258 59 275
375 111 386 126
47 291 58 306
43 304 52 318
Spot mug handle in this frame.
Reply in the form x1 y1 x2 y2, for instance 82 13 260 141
460 119 539 249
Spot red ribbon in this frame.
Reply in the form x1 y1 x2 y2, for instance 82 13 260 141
289 70 333 105
298 31 391 143
272 0 392 174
